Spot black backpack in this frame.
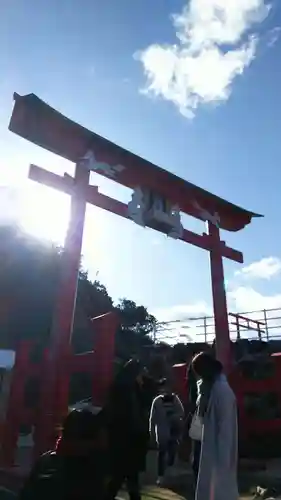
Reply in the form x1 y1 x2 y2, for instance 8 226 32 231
18 452 65 500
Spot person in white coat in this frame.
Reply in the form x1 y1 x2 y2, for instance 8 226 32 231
190 352 239 500
149 379 184 485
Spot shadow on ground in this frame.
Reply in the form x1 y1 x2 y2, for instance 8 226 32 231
128 452 281 500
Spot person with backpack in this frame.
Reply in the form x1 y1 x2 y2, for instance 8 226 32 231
18 408 107 500
149 378 184 485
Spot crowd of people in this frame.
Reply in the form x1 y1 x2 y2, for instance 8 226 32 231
18 352 239 500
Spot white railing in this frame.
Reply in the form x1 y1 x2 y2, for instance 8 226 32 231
154 308 281 345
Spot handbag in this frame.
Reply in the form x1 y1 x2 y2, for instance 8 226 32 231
188 413 203 441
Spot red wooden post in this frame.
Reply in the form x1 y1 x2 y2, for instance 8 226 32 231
1 342 31 467
208 222 232 372
92 312 118 407
234 314 241 341
32 348 50 460
41 163 89 450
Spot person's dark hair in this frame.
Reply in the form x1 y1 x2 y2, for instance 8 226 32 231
186 361 198 408
191 352 223 381
105 359 145 426
141 374 158 408
62 409 103 441
114 358 143 387
157 377 168 388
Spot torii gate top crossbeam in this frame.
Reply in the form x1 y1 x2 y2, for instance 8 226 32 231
9 93 262 232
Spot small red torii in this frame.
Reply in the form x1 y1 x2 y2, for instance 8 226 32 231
8 92 262 449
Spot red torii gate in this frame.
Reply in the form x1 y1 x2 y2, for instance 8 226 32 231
8 92 261 448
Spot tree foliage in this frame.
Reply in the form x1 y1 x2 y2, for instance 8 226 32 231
116 299 156 335
0 224 156 361
114 299 156 361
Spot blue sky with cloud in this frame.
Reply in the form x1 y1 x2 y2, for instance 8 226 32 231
1 0 281 341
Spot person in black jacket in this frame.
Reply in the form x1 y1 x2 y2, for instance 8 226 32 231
18 409 107 500
104 359 149 500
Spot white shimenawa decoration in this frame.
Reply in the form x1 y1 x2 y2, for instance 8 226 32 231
127 187 146 226
193 200 220 227
169 205 183 239
79 150 125 178
128 187 183 239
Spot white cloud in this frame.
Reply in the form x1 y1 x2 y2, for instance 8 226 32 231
137 0 271 117
154 301 211 322
156 288 281 342
228 287 281 339
235 256 281 280
228 286 281 311
153 301 212 344
154 254 281 342
267 26 281 47
226 258 281 339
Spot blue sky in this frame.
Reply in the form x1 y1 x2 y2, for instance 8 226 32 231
1 0 281 341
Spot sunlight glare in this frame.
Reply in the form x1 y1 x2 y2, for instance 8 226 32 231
20 181 70 245
0 179 109 279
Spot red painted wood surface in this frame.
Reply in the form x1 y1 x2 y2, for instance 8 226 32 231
9 93 262 232
0 313 118 466
1 342 31 467
28 164 243 263
172 363 187 404
208 222 232 371
230 355 281 437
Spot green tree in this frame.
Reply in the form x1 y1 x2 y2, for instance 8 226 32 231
0 225 157 361
0 224 60 349
116 299 156 335
72 272 113 353
0 224 160 405
115 299 156 361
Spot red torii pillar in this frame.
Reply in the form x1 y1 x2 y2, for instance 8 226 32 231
1 342 31 467
37 163 91 449
38 166 119 450
208 222 232 371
